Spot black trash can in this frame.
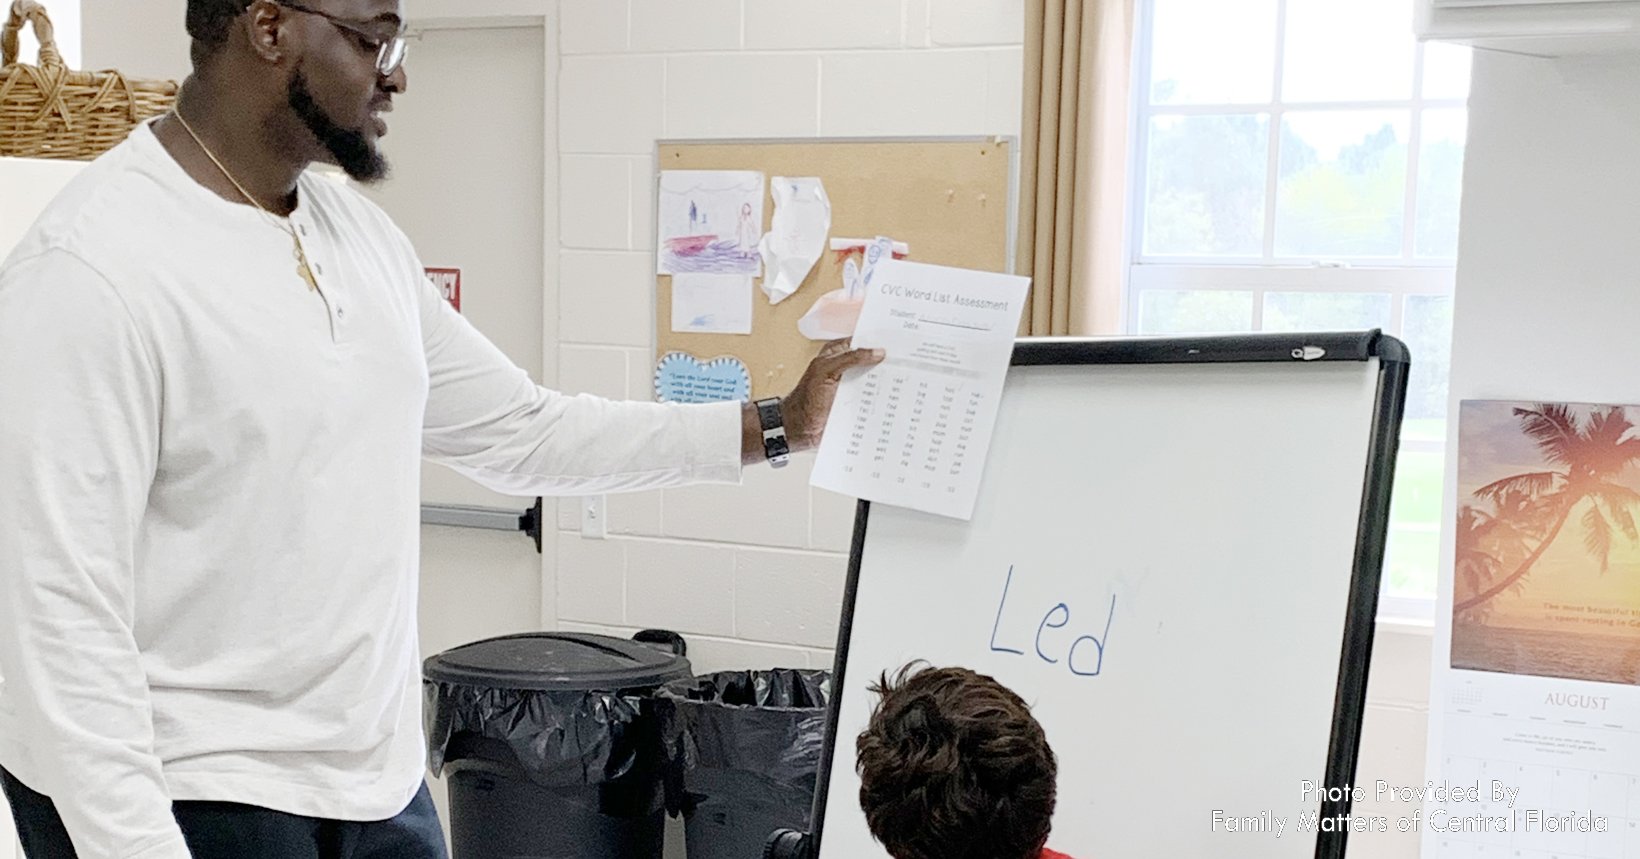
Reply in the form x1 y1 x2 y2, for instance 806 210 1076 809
424 632 692 859
659 669 832 859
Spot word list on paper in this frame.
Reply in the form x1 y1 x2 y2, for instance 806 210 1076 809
812 260 1029 520
841 370 982 499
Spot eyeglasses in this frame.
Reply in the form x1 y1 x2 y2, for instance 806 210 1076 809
272 1 409 77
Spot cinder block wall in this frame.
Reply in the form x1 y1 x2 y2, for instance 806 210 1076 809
549 0 1026 671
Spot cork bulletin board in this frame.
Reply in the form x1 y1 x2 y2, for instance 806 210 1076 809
654 138 1016 401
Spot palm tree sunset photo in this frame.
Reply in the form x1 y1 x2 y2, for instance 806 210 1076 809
1453 401 1640 684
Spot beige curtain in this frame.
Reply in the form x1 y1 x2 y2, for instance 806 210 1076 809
1017 0 1136 336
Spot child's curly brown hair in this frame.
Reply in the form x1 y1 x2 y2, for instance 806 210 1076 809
856 663 1057 859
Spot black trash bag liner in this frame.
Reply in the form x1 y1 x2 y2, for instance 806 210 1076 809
425 680 657 787
657 669 832 817
675 668 829 709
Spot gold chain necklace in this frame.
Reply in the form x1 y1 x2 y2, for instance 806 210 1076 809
172 110 319 292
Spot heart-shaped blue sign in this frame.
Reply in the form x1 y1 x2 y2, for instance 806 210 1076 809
654 352 751 404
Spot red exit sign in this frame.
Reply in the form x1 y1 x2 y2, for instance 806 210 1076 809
425 268 461 312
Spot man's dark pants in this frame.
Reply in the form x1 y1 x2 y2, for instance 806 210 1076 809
2 767 448 859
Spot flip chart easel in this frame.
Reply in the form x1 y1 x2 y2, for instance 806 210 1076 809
811 331 1410 859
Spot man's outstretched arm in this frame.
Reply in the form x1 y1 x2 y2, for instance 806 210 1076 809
418 271 881 494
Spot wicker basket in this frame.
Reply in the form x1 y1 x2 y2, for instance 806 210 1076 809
0 0 177 160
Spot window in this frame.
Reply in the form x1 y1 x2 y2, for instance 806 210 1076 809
1129 0 1471 614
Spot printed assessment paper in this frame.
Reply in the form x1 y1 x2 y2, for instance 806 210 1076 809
811 260 1029 520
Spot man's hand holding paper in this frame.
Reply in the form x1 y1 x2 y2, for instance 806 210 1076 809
811 260 1029 520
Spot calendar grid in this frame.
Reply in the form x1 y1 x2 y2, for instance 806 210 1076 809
1431 754 1640 858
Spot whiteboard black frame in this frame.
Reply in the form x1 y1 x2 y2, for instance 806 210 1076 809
809 331 1410 859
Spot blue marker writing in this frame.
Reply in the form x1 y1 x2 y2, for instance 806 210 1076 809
1068 595 1117 677
989 565 1025 655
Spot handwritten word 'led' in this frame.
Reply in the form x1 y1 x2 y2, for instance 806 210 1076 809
989 565 1115 677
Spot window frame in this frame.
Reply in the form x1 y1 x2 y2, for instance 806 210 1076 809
1124 0 1467 620
1128 0 1470 272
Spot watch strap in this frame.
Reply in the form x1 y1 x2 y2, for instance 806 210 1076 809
754 397 790 467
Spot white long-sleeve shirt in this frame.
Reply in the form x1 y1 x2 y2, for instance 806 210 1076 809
0 122 743 859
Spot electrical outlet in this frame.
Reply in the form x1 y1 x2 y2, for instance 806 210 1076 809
581 495 607 539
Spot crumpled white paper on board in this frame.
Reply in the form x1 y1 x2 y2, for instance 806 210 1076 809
757 177 831 304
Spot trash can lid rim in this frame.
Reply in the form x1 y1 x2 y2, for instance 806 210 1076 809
422 631 692 691
655 691 826 713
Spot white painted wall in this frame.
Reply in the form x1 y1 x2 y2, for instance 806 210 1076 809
1422 45 1640 856
78 0 188 83
1443 51 1640 431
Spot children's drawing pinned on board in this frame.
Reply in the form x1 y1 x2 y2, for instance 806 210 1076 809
657 170 765 276
843 256 864 299
758 176 831 304
860 235 895 293
796 236 883 341
671 272 754 335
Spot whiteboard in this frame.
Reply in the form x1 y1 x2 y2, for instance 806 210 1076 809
813 333 1407 859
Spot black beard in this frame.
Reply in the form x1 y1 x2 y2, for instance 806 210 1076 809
287 69 388 183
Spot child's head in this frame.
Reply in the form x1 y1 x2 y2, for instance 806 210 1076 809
855 663 1057 859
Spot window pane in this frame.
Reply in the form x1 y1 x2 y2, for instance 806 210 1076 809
1422 42 1473 100
1402 294 1453 422
1416 110 1467 259
1282 0 1416 102
1137 290 1255 334
1261 291 1391 331
1385 450 1443 596
1150 0 1277 105
1143 114 1269 256
1275 111 1409 258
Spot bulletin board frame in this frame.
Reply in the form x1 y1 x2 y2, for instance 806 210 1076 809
652 137 1019 401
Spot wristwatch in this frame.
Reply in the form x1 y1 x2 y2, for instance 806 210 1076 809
755 397 791 468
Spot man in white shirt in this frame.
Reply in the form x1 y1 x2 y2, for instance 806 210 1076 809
0 1 881 857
